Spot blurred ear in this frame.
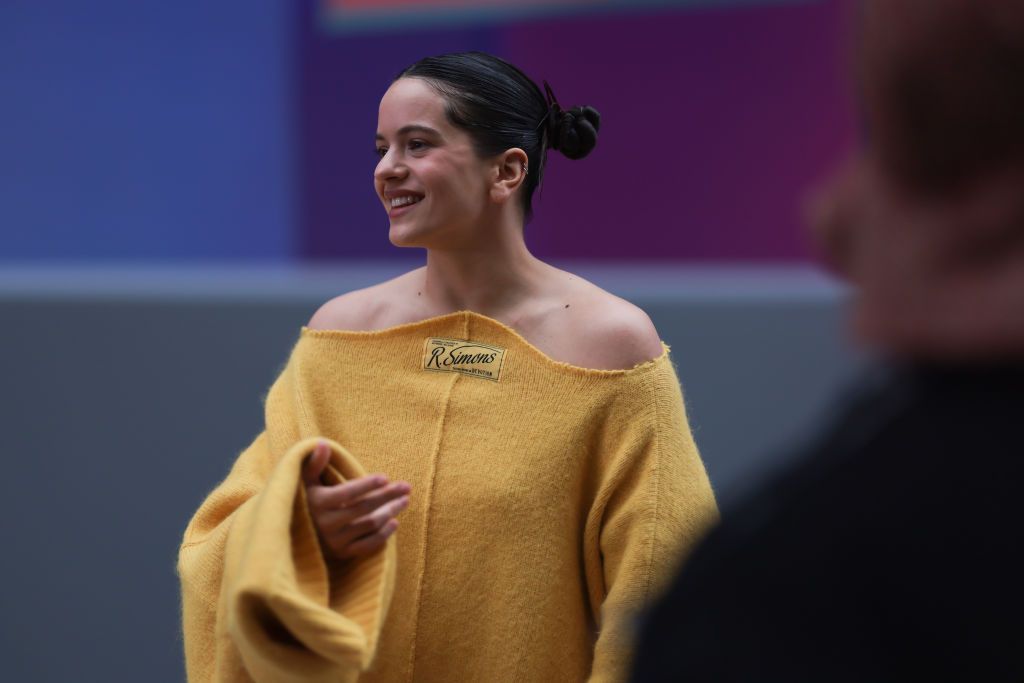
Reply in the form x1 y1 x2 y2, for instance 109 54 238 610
803 154 866 280
490 148 528 205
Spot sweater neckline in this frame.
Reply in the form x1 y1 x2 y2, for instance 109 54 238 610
299 309 670 378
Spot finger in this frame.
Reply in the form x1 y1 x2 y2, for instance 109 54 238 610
301 441 330 488
330 495 409 547
309 472 393 519
338 520 398 560
317 474 392 509
318 483 411 533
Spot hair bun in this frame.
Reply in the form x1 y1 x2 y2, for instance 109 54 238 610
549 105 601 160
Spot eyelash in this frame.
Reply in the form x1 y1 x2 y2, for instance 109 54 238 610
375 139 429 158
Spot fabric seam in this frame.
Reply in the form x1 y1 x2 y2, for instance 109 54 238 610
640 375 663 605
404 314 467 681
291 340 315 437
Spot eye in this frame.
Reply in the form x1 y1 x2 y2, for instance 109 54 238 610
408 139 429 152
375 146 388 159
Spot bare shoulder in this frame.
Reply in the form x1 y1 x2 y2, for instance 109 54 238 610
571 294 664 370
543 271 665 370
307 268 424 331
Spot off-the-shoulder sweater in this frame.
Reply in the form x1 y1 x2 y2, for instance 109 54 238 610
178 310 718 682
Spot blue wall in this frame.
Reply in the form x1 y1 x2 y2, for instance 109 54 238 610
0 1 296 261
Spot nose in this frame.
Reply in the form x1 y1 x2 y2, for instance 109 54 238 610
374 149 407 186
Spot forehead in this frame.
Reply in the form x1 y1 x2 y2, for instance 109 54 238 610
377 78 453 136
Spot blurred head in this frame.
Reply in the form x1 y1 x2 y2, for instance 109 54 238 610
373 51 600 248
861 0 1024 194
810 0 1024 360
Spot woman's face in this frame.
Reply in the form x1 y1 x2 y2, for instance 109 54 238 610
374 77 493 249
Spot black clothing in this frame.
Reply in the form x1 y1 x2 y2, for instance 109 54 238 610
631 363 1024 682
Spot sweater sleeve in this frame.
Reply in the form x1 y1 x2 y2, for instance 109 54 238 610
584 360 719 683
176 358 396 682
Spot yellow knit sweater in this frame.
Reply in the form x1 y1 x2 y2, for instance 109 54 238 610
178 310 718 682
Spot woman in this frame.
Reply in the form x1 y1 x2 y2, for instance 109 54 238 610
178 52 718 683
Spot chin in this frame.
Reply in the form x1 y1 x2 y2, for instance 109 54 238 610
388 223 428 249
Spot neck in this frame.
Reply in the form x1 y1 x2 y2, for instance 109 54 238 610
855 252 1024 362
420 214 551 317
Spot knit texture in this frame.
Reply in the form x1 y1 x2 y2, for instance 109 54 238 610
178 310 718 682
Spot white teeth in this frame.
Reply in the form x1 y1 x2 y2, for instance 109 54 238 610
390 195 422 208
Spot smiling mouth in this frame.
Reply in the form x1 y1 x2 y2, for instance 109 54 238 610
390 195 423 208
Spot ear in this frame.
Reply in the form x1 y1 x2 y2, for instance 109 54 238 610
489 148 529 205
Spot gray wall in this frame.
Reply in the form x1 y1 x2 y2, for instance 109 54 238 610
0 263 860 682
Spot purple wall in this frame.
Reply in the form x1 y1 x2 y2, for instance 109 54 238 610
299 0 857 262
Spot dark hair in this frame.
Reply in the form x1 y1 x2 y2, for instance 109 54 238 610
395 51 600 222
861 0 1024 194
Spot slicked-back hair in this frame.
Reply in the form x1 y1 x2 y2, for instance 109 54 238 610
396 51 598 223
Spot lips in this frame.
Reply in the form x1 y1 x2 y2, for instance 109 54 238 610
390 198 422 218
384 189 425 218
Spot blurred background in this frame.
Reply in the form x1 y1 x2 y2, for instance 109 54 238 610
1 0 861 680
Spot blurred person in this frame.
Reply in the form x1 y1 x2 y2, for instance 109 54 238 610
177 52 718 682
630 0 1024 680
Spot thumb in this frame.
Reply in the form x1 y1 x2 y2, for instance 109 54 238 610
302 440 330 487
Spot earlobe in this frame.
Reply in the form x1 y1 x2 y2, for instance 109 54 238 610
490 179 514 204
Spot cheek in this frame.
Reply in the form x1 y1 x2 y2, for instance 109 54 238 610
425 171 468 210
414 160 488 219
449 172 488 211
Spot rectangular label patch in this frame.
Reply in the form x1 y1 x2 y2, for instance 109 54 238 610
423 337 506 382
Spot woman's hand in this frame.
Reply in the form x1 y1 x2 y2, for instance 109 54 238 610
302 440 411 562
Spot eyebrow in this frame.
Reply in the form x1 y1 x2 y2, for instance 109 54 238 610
375 124 442 141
